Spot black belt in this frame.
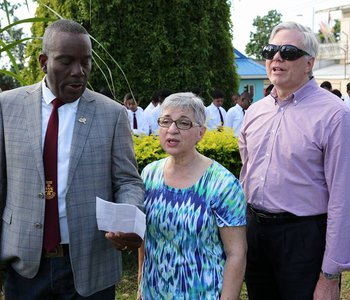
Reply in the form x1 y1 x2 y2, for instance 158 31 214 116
248 204 327 224
42 244 69 258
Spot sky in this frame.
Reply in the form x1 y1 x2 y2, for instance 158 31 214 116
231 0 348 54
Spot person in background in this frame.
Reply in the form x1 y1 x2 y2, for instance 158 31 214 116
138 92 247 299
124 92 143 111
264 83 274 96
205 88 227 130
343 82 350 108
0 19 144 299
240 21 350 300
225 91 252 137
331 89 342 99
124 94 151 136
320 80 332 91
231 92 240 106
150 88 172 135
144 91 160 114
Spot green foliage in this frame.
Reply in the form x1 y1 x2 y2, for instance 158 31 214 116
23 0 238 106
133 134 167 173
0 1 56 87
133 127 242 178
318 19 340 43
197 127 241 177
0 71 19 90
333 19 341 42
245 10 282 59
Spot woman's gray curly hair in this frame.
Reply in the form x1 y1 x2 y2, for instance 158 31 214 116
160 92 206 126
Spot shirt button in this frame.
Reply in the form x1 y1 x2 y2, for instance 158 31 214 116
266 153 270 157
260 177 264 181
34 223 42 229
38 192 45 199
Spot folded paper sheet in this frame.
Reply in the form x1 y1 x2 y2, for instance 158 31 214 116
96 197 146 239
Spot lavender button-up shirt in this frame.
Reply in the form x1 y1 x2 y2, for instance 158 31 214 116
239 79 350 274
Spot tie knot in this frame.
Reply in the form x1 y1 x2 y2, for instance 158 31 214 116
52 99 65 109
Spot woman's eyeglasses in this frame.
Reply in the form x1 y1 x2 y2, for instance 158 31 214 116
262 44 311 61
158 117 201 130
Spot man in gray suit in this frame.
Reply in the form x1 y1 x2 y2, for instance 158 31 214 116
0 19 144 299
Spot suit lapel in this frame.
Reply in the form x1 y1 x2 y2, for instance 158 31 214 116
66 91 96 191
24 83 46 184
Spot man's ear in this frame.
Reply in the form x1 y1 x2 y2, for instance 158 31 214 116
305 57 315 75
39 54 48 74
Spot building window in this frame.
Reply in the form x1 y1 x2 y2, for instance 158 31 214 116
244 84 255 97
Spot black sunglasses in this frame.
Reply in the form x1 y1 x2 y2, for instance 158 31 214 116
262 44 311 61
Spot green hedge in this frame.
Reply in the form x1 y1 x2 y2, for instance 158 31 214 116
133 127 242 178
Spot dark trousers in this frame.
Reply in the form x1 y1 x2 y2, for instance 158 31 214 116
245 211 327 300
5 253 115 300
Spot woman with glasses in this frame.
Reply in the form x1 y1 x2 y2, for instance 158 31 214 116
137 92 247 299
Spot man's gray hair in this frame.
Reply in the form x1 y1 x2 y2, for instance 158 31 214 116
42 19 89 54
160 92 206 126
269 21 319 58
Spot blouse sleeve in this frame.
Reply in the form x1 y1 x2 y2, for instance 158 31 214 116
208 163 247 227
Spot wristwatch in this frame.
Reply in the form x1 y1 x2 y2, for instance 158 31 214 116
322 271 340 280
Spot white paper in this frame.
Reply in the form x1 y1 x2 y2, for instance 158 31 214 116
96 197 146 239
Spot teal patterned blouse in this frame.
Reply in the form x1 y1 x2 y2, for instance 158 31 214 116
140 158 246 299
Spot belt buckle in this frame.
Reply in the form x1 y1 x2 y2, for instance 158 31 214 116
44 244 64 258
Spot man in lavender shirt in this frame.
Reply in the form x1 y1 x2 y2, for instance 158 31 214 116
239 21 350 300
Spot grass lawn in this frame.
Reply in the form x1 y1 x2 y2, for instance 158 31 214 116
1 252 348 299
116 252 350 299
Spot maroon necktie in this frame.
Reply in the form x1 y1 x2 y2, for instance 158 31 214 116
133 112 138 129
43 99 65 251
218 107 224 125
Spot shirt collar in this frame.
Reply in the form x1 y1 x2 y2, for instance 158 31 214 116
41 77 80 109
270 78 316 106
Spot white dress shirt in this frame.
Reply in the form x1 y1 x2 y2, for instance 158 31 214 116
205 103 226 130
225 104 245 137
127 108 151 135
144 102 158 114
41 79 79 244
150 105 161 135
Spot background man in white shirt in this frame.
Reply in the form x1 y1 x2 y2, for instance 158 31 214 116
205 89 226 130
124 95 151 135
225 91 252 137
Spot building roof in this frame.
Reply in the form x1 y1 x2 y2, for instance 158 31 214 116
234 49 267 79
313 63 350 80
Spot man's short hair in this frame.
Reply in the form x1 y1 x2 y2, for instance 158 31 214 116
42 19 89 55
320 81 332 91
331 89 342 98
269 21 319 58
211 89 225 99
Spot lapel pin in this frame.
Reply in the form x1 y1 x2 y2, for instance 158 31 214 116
78 117 87 124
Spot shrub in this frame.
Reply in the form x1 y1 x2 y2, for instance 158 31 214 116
197 127 242 177
133 134 167 172
133 127 242 177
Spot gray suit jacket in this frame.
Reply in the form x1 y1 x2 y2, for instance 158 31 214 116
0 82 144 296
